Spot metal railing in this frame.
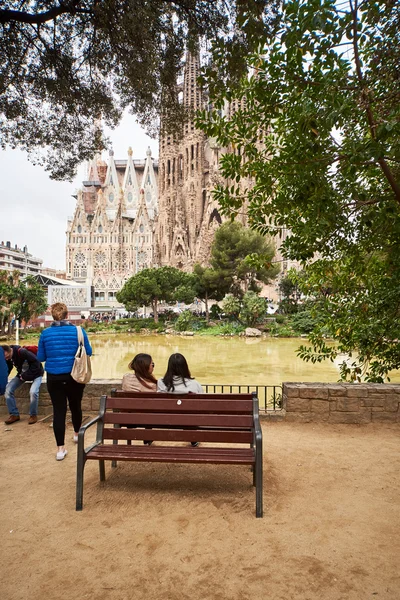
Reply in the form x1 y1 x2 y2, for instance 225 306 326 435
202 384 283 412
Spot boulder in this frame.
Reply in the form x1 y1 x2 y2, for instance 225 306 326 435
245 327 262 337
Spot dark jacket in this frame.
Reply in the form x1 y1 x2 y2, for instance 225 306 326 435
7 345 44 382
0 351 8 394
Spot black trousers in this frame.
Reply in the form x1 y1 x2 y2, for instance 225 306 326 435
47 374 85 446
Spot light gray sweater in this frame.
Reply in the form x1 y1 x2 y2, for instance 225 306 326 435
157 376 204 394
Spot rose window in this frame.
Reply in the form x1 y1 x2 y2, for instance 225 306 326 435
115 250 128 267
75 252 86 265
95 251 106 265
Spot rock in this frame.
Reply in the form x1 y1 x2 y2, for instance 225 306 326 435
245 328 262 337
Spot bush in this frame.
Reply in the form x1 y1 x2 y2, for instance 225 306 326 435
174 310 194 331
209 304 222 319
275 314 286 324
240 291 266 327
290 310 318 334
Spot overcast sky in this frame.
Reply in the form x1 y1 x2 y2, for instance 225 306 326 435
0 112 159 271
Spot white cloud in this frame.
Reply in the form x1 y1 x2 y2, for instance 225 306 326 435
0 113 159 270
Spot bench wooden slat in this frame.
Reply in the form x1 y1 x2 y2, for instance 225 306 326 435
102 428 253 444
107 397 253 413
111 391 254 401
104 413 254 427
86 444 255 465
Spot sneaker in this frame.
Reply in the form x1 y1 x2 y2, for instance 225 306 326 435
73 434 79 443
5 415 20 425
191 442 199 447
143 440 153 446
56 449 68 461
28 415 38 425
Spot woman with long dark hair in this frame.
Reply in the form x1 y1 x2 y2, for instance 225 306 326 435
157 353 203 393
157 353 203 447
122 353 157 392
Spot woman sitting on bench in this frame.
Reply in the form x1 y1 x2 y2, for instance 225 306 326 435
122 353 157 446
157 353 203 447
122 353 157 392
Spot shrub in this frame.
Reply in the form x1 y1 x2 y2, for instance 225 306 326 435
175 310 194 331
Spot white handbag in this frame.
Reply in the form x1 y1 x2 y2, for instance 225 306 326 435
71 326 92 384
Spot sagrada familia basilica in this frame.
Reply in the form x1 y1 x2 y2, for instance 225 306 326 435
65 53 280 306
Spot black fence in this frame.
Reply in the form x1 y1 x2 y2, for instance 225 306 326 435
202 384 283 412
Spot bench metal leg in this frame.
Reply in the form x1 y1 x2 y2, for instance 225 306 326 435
76 451 85 511
255 456 263 518
112 423 121 468
99 460 105 481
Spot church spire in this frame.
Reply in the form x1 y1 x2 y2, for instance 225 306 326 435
183 51 202 112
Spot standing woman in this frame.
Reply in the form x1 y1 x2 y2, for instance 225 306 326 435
37 302 92 461
122 353 157 392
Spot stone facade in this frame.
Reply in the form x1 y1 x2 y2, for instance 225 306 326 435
283 383 400 423
66 147 158 306
155 53 250 270
65 53 295 301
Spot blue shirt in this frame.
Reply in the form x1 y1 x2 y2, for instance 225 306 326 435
0 350 8 395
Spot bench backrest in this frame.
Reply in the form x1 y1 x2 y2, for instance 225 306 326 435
98 391 259 445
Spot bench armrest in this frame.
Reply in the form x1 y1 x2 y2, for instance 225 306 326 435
78 394 108 449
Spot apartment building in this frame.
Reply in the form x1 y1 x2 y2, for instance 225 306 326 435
0 241 43 276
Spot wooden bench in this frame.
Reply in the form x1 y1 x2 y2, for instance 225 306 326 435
76 390 263 517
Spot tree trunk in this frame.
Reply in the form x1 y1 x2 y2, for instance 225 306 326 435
153 298 158 323
205 293 209 323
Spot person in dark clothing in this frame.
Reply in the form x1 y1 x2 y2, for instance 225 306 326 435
1 344 44 425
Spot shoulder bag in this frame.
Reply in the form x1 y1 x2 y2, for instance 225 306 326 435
71 326 92 384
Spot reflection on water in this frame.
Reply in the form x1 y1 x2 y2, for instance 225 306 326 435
31 332 400 384
89 334 344 385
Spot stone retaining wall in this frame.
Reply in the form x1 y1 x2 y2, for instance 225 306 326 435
283 383 400 423
0 380 121 418
1 381 399 424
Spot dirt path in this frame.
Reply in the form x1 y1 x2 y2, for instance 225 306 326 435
1 420 399 600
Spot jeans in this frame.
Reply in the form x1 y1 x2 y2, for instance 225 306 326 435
5 375 42 417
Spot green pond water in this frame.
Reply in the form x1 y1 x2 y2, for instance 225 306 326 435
88 334 344 385
30 332 399 385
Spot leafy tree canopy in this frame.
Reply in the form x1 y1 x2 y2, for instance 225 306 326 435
210 221 279 297
0 0 278 179
0 271 47 330
192 263 225 321
116 266 196 322
199 0 400 381
278 274 302 314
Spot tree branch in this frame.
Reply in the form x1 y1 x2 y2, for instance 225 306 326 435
0 1 91 25
350 0 400 204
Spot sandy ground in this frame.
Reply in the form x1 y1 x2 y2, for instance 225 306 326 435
0 418 399 600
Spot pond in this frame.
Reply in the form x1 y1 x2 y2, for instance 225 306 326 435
30 332 399 385
89 334 343 385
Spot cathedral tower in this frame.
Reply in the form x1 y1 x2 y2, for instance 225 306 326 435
66 149 158 307
156 52 210 269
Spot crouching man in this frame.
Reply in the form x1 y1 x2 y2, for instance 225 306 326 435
1 345 44 425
